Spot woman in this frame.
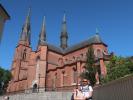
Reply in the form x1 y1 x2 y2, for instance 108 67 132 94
72 79 93 100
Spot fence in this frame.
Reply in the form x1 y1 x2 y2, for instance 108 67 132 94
93 75 133 100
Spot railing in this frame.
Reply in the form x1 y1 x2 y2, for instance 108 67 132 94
3 85 77 96
93 74 133 100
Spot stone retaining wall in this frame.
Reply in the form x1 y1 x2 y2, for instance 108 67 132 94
0 92 72 100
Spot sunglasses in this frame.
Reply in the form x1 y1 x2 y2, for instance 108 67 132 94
82 81 88 82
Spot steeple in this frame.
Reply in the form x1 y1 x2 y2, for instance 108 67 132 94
38 16 46 45
62 13 66 32
19 8 31 46
60 13 68 49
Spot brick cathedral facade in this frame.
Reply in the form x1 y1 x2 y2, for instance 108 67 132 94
7 9 111 92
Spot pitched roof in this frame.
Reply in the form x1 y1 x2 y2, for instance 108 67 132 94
45 34 107 54
64 34 107 54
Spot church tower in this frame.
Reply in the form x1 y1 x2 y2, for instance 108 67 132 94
33 16 47 91
8 8 32 92
60 13 68 49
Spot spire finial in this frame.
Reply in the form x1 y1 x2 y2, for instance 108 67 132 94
25 7 31 25
43 16 46 27
28 7 31 17
63 12 66 22
96 28 99 34
61 13 67 33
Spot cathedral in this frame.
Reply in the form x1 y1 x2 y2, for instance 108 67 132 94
7 9 112 92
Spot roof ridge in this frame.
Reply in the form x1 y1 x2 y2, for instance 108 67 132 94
45 34 106 55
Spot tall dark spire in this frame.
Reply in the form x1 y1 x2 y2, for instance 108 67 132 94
38 16 46 45
62 13 67 33
60 13 68 49
19 8 31 45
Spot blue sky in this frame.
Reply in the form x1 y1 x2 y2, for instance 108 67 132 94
0 0 133 69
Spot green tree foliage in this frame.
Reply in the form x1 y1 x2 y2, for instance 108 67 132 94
0 67 12 95
80 47 97 85
102 56 133 83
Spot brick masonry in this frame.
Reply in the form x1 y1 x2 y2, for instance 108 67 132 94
7 11 111 93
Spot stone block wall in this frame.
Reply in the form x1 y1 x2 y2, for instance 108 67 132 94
0 92 72 100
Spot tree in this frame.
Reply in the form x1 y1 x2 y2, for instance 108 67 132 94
80 47 97 85
0 67 12 95
102 56 133 84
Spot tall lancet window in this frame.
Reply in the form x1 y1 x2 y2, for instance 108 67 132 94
52 73 57 90
73 67 77 84
22 49 27 60
61 70 65 86
35 56 40 82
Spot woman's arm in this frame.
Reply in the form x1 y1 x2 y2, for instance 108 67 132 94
88 86 93 98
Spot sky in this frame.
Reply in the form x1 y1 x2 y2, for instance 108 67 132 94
0 0 133 69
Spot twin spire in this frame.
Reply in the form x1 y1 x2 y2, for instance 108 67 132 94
38 16 46 45
19 9 68 49
19 8 31 46
38 13 68 49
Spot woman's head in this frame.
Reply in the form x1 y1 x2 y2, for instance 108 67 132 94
82 79 90 86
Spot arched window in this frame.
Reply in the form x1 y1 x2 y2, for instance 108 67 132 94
35 56 40 81
22 49 26 60
55 73 57 79
97 49 102 58
80 53 84 59
72 67 77 83
52 73 57 90
36 56 40 61
58 58 63 66
61 70 65 86
82 66 86 73
73 56 76 60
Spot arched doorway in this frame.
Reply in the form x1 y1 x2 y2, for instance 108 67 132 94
32 84 37 92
